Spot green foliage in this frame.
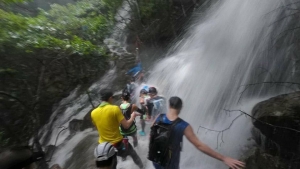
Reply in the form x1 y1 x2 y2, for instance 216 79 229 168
0 0 118 55
0 0 28 4
125 0 177 44
0 0 124 146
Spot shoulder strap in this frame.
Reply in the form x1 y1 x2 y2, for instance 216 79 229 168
158 114 165 124
156 114 181 127
171 117 182 129
130 103 134 113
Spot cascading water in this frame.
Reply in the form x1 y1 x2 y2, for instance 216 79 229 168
146 0 297 168
40 1 142 169
40 0 300 168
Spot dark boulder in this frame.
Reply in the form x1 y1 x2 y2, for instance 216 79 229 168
68 108 95 134
82 108 94 130
251 91 300 158
68 119 83 135
243 148 290 169
45 145 56 160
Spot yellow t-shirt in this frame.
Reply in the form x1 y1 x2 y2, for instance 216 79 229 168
91 102 124 144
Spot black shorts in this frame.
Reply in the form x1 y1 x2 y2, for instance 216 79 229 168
140 106 147 119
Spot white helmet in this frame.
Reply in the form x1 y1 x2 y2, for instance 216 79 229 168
94 142 116 161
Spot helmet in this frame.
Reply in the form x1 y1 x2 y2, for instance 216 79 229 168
142 85 149 92
94 142 116 161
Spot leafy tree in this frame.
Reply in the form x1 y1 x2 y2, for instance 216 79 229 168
0 0 123 147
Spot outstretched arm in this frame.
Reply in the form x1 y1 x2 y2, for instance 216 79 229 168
120 112 136 129
184 125 245 169
132 104 144 115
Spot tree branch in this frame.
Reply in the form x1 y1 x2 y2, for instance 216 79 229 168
238 81 300 103
197 108 300 149
86 90 95 108
197 114 243 149
223 109 300 133
0 91 32 111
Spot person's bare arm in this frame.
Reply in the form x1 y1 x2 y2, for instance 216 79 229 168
184 125 245 169
120 112 136 129
132 104 143 116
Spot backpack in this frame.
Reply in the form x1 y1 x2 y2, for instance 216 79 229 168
148 114 182 167
150 97 166 117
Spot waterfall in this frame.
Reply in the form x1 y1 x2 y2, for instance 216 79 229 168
104 0 132 55
40 0 300 168
41 68 117 168
146 0 297 168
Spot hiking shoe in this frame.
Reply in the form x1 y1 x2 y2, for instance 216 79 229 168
139 131 146 136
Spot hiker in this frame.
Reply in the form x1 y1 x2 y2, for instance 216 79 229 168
94 142 117 169
145 87 166 121
139 88 150 136
119 91 145 148
148 96 245 169
91 89 144 169
123 77 136 101
0 146 44 169
126 60 144 83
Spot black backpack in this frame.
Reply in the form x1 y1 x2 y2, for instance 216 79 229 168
148 114 182 167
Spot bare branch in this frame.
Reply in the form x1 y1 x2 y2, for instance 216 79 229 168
86 90 95 108
268 11 300 27
223 109 300 133
197 108 300 149
238 81 300 103
0 91 32 111
197 114 243 149
265 1 300 16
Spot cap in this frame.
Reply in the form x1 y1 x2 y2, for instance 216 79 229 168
94 142 116 161
148 87 157 94
100 89 114 101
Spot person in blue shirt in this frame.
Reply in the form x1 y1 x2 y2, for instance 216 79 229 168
126 61 142 77
126 60 145 83
151 96 245 169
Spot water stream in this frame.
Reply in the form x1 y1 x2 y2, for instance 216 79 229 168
42 0 299 168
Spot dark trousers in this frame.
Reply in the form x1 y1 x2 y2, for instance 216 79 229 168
114 141 143 169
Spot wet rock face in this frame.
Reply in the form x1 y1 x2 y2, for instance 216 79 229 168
68 108 95 134
251 91 300 158
45 145 56 160
244 148 288 169
68 119 83 134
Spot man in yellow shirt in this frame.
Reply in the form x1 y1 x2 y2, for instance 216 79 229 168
91 89 144 169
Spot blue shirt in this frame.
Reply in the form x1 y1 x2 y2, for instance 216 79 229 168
154 114 189 169
127 62 142 75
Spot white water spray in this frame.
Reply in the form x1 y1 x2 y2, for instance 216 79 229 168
146 0 292 168
41 0 298 168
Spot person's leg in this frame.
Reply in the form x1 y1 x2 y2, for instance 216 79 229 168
139 114 146 136
112 155 117 169
127 143 143 169
116 141 127 161
131 132 138 147
139 119 146 135
139 106 146 136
